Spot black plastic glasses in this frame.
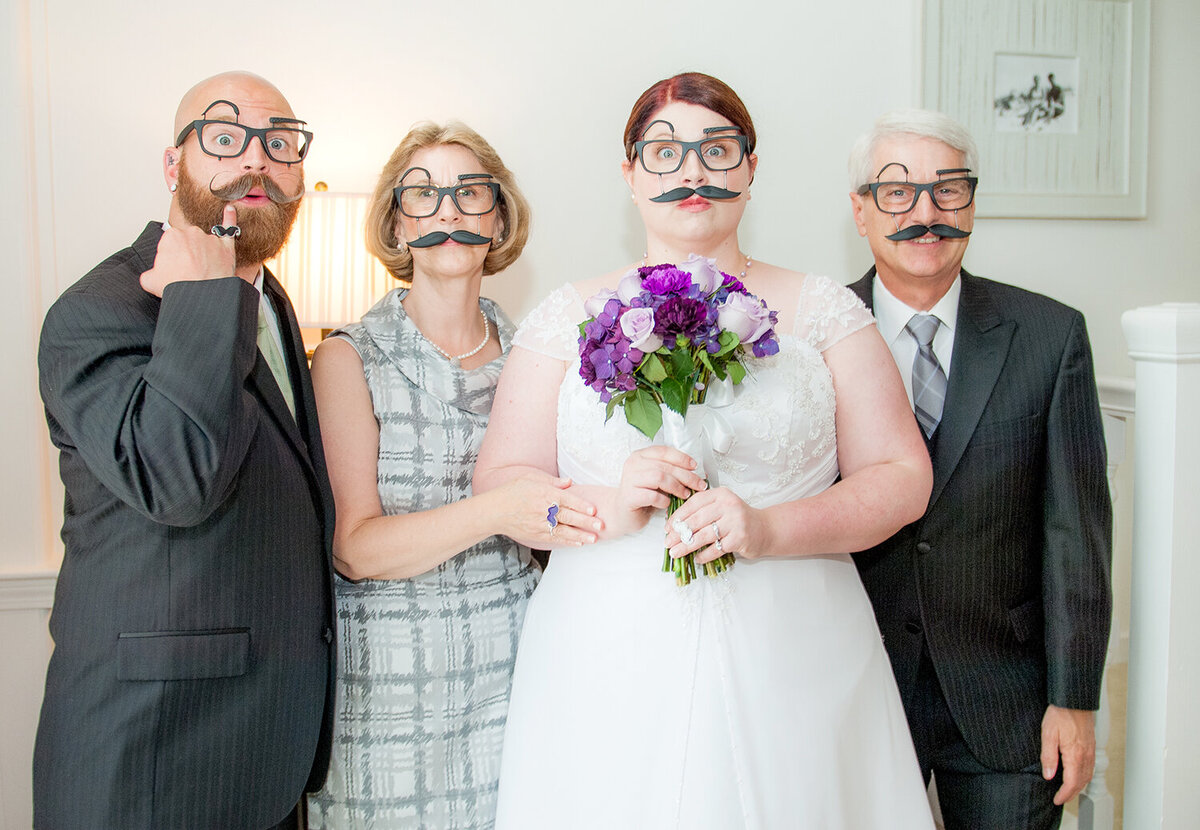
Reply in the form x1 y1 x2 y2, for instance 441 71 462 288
633 134 749 175
174 100 312 165
858 175 978 214
393 179 500 218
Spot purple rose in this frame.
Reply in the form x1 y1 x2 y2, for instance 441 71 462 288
584 288 619 319
718 292 774 344
619 307 663 352
681 254 722 295
617 269 644 304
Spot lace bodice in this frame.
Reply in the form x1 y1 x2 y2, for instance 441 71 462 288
514 276 874 508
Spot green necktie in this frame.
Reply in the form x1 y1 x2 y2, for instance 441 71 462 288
256 303 295 418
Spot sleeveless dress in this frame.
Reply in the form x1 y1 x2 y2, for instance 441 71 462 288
494 276 934 830
308 288 540 830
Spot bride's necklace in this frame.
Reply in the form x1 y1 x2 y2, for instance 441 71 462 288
420 307 491 365
643 251 753 280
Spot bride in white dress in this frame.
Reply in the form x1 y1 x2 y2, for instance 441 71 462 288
474 73 936 829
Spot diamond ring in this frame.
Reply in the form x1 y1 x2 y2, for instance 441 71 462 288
672 519 694 545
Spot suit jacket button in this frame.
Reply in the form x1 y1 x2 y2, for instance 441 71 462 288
916 541 932 554
905 621 923 635
322 627 333 644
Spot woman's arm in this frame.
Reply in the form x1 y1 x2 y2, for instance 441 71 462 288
666 325 931 560
475 345 705 542
312 338 598 581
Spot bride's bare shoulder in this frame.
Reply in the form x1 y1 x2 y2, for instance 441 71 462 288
742 260 812 311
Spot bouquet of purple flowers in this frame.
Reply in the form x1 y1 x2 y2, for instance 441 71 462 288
578 254 780 585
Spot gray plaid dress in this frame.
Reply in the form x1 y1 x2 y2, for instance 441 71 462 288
308 288 539 830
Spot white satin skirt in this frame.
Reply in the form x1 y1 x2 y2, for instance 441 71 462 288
494 525 934 829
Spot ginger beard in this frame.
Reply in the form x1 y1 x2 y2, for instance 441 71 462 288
175 153 303 266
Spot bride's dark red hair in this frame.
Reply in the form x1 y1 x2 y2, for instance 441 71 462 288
623 72 756 160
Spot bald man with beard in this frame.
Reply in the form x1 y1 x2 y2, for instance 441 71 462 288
34 71 335 830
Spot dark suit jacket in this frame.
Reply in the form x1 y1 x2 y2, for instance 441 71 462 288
34 222 336 829
850 267 1112 771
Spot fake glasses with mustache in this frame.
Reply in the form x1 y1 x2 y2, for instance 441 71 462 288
857 170 979 215
394 175 500 219
176 100 312 165
633 130 749 175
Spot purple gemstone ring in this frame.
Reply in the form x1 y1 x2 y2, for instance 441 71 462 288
546 503 560 533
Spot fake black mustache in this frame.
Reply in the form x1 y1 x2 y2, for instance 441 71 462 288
407 229 493 248
210 173 303 205
886 223 972 241
649 185 742 203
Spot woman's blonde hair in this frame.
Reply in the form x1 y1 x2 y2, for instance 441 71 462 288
365 121 531 280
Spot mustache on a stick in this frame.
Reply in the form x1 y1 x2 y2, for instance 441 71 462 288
210 173 303 205
406 229 493 248
885 223 972 241
649 185 742 203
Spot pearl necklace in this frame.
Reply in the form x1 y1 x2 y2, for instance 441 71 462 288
426 308 491 365
643 252 753 280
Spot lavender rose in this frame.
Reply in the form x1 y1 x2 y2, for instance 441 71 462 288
583 288 619 318
718 292 774 345
619 306 664 352
617 269 644 304
681 253 723 295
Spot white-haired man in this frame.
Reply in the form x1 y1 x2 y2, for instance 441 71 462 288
847 109 1111 829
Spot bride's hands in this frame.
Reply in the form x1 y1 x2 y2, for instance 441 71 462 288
664 486 766 564
492 472 601 548
608 447 707 538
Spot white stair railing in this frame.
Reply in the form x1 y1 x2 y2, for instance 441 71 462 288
1120 303 1200 829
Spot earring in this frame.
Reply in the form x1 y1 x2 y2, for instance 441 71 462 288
396 239 407 253
169 184 177 192
630 193 636 203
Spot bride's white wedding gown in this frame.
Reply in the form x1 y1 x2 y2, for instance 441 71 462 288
495 277 934 829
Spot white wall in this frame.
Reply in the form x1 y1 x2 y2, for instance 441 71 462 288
4 0 1195 825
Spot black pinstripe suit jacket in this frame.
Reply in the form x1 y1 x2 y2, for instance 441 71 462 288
850 268 1112 771
34 222 336 829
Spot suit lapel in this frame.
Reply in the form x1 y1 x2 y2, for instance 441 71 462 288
927 272 1014 508
850 268 1015 510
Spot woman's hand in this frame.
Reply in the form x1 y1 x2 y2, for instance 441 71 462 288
491 472 601 549
607 446 707 538
664 485 765 564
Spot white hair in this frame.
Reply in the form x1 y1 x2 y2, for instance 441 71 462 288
848 109 979 190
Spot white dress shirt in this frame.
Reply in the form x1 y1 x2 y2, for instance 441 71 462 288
872 274 962 411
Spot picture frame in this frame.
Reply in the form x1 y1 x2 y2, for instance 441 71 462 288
923 0 1149 218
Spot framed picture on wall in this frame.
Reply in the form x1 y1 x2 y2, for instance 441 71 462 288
923 0 1149 218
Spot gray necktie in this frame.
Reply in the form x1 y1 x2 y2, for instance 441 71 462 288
905 313 946 437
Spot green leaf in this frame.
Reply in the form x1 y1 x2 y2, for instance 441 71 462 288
661 378 688 414
640 353 668 383
671 348 695 378
728 361 746 385
605 390 630 422
625 388 663 438
716 330 741 357
697 349 715 374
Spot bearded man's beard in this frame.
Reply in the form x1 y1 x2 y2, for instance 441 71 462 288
175 156 303 267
